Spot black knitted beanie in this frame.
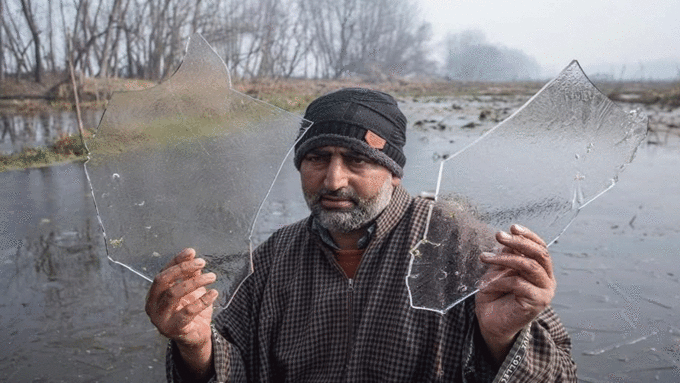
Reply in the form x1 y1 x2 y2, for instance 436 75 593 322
294 88 407 177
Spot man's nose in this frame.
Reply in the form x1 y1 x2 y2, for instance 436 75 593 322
323 157 349 191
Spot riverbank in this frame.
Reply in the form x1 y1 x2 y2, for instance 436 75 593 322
0 134 87 173
1 74 679 172
0 73 156 113
2 73 678 113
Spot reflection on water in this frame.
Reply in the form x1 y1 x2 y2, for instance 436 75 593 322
0 110 103 155
0 164 166 382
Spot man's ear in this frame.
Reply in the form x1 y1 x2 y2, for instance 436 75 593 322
391 175 401 187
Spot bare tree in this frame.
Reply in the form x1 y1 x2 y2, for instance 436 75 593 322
0 0 4 80
274 0 312 78
2 0 32 77
248 0 313 79
45 0 56 72
302 0 358 78
0 0 434 81
98 0 124 77
19 0 41 82
347 0 434 79
199 0 245 79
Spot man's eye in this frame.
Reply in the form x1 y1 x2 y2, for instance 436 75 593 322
346 156 368 165
305 155 325 163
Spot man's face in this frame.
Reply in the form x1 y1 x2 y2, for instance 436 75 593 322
300 146 401 233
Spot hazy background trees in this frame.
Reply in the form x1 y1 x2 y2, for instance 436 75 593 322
0 0 439 82
444 30 541 81
2 0 556 84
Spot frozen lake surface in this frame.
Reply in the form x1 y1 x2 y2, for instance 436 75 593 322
1 95 679 382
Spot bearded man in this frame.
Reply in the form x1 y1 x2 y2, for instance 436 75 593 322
146 88 577 382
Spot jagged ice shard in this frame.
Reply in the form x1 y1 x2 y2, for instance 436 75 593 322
84 34 310 305
407 61 648 314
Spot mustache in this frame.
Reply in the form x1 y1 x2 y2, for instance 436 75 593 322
309 187 360 204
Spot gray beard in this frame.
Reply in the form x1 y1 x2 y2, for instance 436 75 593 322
304 178 394 233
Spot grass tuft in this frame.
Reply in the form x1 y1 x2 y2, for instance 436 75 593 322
0 134 88 173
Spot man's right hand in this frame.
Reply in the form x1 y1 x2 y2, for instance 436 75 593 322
145 248 218 378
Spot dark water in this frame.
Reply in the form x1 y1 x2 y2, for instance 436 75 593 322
549 141 680 382
1 105 679 382
0 110 103 155
0 164 167 382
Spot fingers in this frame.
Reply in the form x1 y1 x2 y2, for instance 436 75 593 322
510 224 547 247
482 252 554 287
167 272 217 304
154 257 208 290
480 273 555 307
148 259 214 311
178 286 208 310
493 225 554 280
146 250 214 323
184 289 219 317
172 289 219 330
478 224 554 292
161 248 196 272
477 265 515 289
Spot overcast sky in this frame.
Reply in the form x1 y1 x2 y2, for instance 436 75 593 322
418 0 680 78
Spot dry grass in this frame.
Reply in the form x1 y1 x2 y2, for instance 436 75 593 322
600 81 680 107
230 77 550 113
3 73 677 113
0 133 88 173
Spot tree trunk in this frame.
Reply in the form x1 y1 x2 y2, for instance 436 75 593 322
47 0 56 72
0 0 4 80
99 0 123 77
20 0 41 82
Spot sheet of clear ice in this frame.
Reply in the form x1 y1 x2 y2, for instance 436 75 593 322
84 34 311 305
407 61 648 314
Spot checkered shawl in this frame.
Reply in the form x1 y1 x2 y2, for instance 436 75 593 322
167 186 577 382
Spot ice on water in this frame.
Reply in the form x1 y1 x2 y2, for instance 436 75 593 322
84 34 310 304
407 61 648 314
85 44 646 314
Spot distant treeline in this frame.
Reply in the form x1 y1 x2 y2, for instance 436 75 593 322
443 30 542 81
1 0 549 84
0 0 440 82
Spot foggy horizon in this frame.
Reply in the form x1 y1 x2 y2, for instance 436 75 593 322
418 0 680 80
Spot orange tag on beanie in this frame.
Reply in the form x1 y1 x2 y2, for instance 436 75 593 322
365 130 386 149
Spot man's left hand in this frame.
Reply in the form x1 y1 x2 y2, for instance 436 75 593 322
475 224 556 364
